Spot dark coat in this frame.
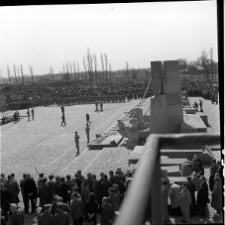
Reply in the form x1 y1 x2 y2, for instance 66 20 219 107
9 209 25 225
54 210 70 225
1 216 6 225
8 180 20 204
39 183 51 207
23 178 37 198
98 180 110 200
197 182 208 207
38 211 54 225
100 203 113 225
55 183 69 203
84 198 98 215
70 197 83 220
211 181 222 210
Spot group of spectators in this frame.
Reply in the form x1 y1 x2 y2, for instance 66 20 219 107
182 81 219 104
161 156 223 224
0 168 132 225
5 81 152 110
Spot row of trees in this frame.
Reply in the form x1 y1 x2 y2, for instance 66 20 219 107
58 47 115 85
6 64 35 86
178 47 218 82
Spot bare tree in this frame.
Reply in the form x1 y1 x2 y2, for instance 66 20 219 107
86 47 94 85
83 56 87 84
200 50 209 82
7 65 12 85
50 67 54 83
126 62 129 81
17 66 21 83
29 65 34 85
77 62 80 82
13 64 18 84
20 64 24 85
73 61 77 81
109 62 112 84
100 53 105 83
209 47 213 79
93 54 98 84
69 62 73 80
104 53 108 83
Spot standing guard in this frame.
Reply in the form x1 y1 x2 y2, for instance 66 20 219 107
75 131 80 155
100 101 103 112
85 123 90 143
86 113 91 124
95 101 99 112
27 109 30 122
31 108 34 120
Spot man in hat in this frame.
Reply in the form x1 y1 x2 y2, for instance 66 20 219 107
85 124 90 144
74 132 80 155
54 202 70 225
86 113 91 124
38 204 54 225
9 203 25 225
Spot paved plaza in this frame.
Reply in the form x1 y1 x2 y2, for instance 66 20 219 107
0 96 221 225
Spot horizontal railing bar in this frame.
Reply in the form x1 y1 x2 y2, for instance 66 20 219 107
115 133 220 225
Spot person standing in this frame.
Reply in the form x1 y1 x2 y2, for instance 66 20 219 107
199 100 203 112
101 197 113 225
84 192 98 225
85 124 90 144
31 108 34 120
23 174 37 214
61 105 65 116
100 101 103 112
7 175 20 205
70 192 83 225
37 204 54 225
61 114 66 127
16 111 20 122
54 202 70 225
169 181 182 217
197 176 209 218
9 203 25 225
86 113 91 124
179 183 191 224
27 109 30 122
74 132 80 155
211 176 222 216
95 101 98 112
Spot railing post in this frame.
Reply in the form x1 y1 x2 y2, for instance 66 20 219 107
151 151 162 224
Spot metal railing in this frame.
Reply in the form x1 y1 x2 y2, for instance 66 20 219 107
115 133 220 225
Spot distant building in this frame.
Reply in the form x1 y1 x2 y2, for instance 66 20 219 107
180 65 218 83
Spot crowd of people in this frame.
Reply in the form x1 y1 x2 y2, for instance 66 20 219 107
0 168 132 225
182 81 219 104
0 155 222 225
161 156 222 224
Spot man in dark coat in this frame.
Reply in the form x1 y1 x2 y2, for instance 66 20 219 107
197 176 209 218
9 203 25 225
23 174 37 214
186 176 197 218
8 175 20 205
39 178 51 212
55 177 69 204
101 197 113 225
209 159 218 191
38 204 54 225
54 202 70 225
0 178 11 221
84 192 98 225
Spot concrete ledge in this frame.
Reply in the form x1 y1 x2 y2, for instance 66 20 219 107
183 107 196 114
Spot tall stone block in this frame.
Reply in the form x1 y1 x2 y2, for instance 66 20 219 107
151 61 162 95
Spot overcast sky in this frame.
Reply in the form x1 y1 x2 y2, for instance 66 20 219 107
0 1 218 77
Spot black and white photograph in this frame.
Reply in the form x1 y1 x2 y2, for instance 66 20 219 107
0 1 222 225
